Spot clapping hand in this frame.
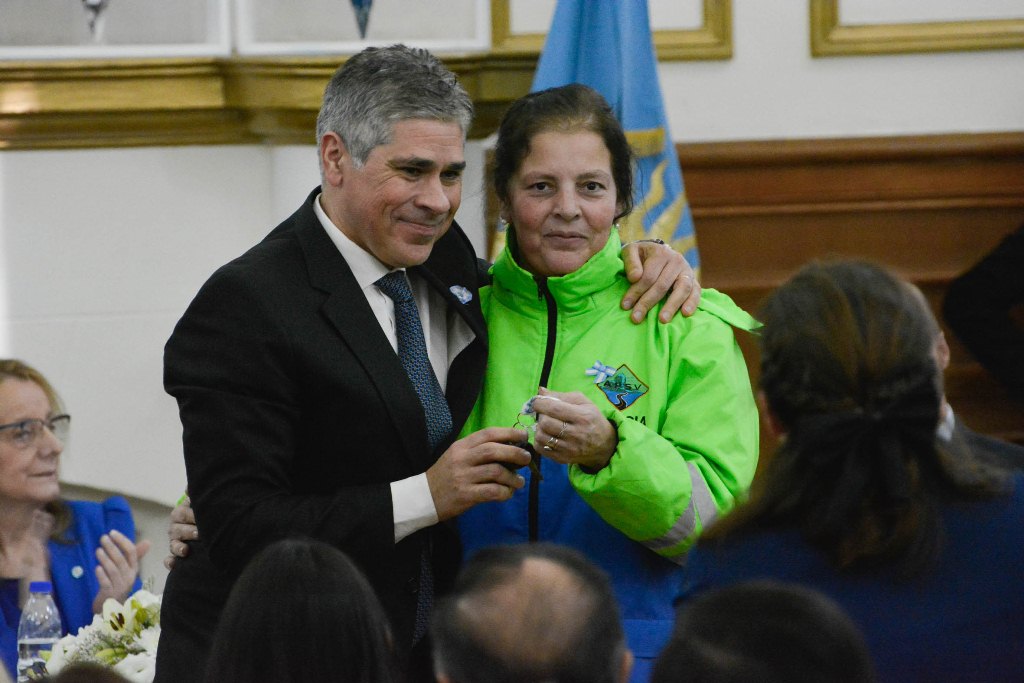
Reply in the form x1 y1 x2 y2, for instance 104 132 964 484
92 530 151 613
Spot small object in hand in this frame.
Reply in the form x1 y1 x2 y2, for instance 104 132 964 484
504 440 542 481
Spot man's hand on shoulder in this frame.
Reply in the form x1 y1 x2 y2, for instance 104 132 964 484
621 240 701 323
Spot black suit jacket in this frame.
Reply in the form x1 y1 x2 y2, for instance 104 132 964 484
154 189 488 682
943 223 1024 403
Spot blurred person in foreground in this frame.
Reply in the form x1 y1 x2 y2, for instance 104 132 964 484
203 538 397 683
431 543 631 683
678 260 1024 682
40 663 132 683
456 83 759 682
0 360 149 680
155 44 699 683
652 579 875 683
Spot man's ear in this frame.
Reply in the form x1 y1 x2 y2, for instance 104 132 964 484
618 648 634 683
320 131 347 188
757 390 787 440
934 331 951 372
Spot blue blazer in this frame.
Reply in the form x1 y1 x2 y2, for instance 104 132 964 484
1 497 141 678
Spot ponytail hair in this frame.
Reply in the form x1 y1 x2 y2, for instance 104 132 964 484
706 261 1005 577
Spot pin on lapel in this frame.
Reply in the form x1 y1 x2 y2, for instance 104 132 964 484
71 565 84 579
449 285 472 304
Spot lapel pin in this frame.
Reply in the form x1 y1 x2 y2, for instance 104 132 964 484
449 285 472 304
71 565 84 579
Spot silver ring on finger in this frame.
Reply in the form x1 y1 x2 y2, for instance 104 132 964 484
555 421 568 439
543 436 559 451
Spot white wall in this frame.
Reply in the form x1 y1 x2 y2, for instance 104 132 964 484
0 146 273 506
0 2 1020 590
657 3 1023 141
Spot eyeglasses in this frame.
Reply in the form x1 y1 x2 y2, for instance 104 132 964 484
0 414 71 449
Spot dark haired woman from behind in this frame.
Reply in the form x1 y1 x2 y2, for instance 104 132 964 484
677 260 1024 682
203 538 397 683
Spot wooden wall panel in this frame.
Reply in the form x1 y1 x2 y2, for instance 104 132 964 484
679 132 1024 447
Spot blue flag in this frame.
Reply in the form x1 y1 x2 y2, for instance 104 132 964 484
530 0 699 271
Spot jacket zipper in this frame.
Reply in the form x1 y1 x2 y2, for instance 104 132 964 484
530 277 558 542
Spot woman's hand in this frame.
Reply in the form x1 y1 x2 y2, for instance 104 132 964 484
164 497 198 571
92 530 151 612
621 240 701 323
531 388 618 472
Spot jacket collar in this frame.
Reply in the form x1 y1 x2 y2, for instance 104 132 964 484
491 228 625 315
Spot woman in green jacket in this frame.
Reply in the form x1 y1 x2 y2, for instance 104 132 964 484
457 83 760 682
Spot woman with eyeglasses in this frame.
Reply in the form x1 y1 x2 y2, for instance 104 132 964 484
0 359 150 679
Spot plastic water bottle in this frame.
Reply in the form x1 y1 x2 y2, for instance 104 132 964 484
16 581 62 682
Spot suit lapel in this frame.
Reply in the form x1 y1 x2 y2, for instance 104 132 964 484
293 190 488 468
293 191 430 470
412 225 489 437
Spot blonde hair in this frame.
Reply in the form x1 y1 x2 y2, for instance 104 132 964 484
0 358 71 542
0 358 64 414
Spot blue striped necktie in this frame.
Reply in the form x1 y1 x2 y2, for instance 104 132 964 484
375 271 453 451
375 270 451 644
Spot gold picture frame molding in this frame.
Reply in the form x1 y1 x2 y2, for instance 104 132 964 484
810 0 1024 57
1 2 733 151
0 53 542 150
491 0 732 60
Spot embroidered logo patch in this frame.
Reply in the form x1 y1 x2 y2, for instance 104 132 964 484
598 364 649 410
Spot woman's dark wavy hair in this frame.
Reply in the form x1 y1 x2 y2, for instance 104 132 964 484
492 83 634 222
203 538 398 683
706 260 1008 578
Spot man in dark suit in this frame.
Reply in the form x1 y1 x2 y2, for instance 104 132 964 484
931 320 1024 471
155 45 696 683
943 223 1024 404
906 280 1024 471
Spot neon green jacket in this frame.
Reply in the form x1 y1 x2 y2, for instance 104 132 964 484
459 230 760 561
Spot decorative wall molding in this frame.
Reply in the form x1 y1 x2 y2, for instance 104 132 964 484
491 0 732 60
810 0 1024 56
0 53 538 149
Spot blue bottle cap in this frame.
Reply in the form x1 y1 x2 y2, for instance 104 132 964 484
28 581 52 593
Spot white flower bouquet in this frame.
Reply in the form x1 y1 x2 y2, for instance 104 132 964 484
46 589 161 683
